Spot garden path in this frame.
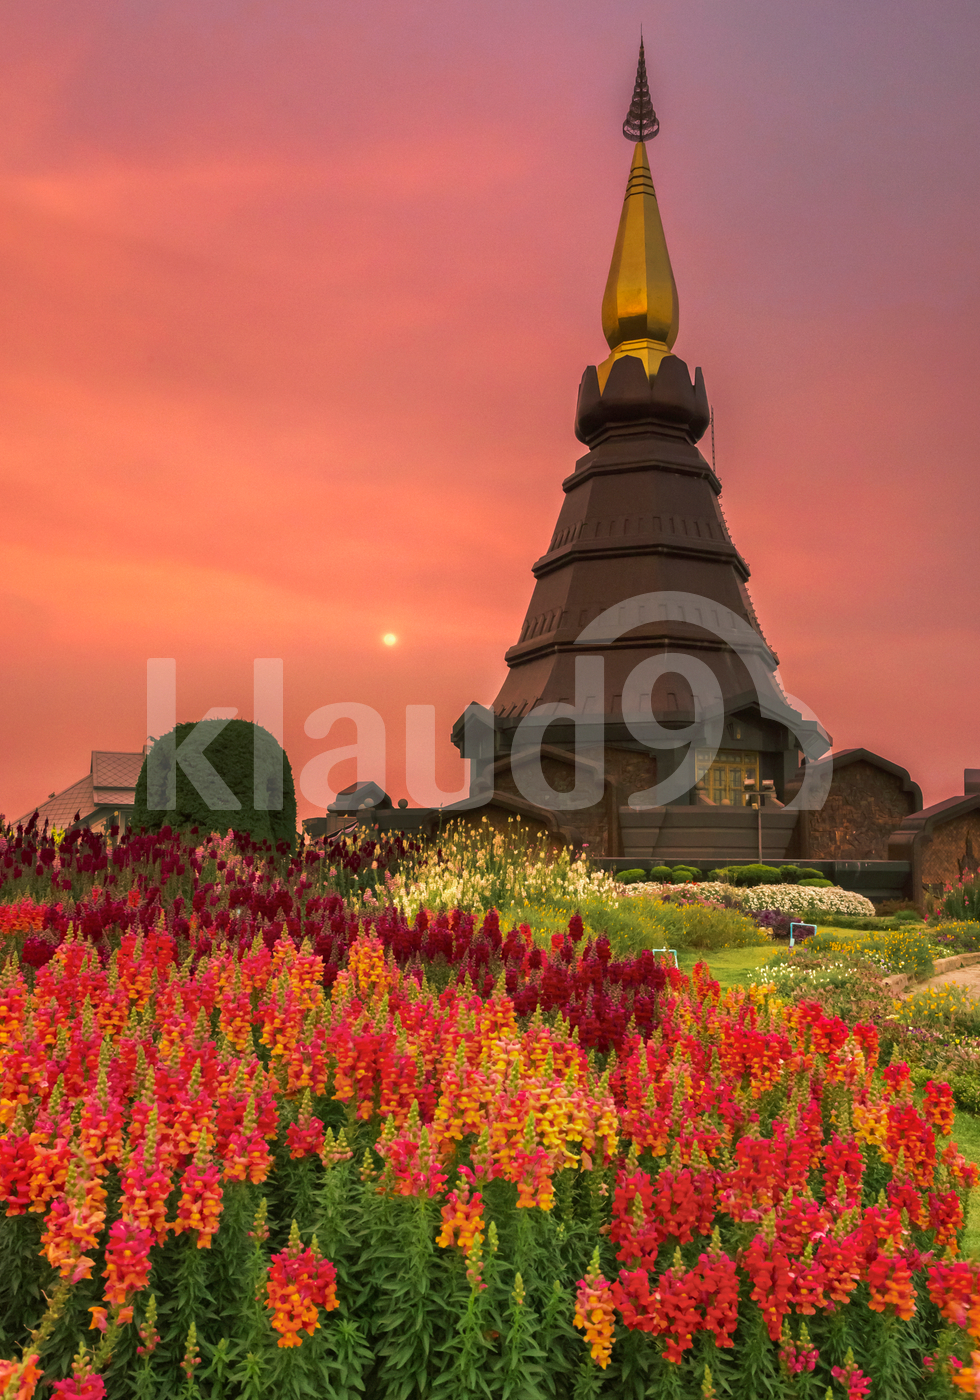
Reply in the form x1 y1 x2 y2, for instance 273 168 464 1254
921 966 980 995
902 958 980 1000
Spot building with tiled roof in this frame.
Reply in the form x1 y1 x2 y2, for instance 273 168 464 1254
14 750 145 832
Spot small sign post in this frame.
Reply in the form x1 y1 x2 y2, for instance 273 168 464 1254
650 947 680 968
789 921 817 948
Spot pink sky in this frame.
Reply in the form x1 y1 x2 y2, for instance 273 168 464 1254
1 0 978 822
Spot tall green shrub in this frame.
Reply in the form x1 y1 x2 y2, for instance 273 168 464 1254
677 905 768 950
131 719 297 845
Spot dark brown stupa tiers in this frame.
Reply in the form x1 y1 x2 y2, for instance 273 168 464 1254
493 349 774 727
471 343 812 857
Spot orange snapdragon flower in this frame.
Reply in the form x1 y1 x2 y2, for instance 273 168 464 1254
573 1249 614 1368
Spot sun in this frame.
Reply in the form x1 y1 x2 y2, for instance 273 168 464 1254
382 633 398 647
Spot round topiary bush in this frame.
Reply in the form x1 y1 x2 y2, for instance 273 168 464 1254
799 877 833 888
132 719 297 846
649 865 674 882
726 863 784 887
671 865 701 883
617 868 649 885
778 864 802 884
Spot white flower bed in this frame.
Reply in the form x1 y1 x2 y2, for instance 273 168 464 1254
620 881 875 918
735 884 875 916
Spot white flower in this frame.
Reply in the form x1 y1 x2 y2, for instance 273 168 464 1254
733 884 875 917
619 880 874 917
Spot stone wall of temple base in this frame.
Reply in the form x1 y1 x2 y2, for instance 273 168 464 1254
492 759 611 855
921 812 980 889
805 760 918 860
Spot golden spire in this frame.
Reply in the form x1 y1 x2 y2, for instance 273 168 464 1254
597 41 679 391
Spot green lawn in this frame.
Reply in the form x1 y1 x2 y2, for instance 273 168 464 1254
675 945 778 990
952 1110 980 1257
675 928 850 992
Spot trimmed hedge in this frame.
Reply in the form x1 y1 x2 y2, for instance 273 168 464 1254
132 718 297 845
617 868 650 885
707 864 825 887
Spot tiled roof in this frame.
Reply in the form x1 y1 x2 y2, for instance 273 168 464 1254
16 774 94 830
916 793 980 822
92 751 143 788
92 787 139 806
14 751 143 829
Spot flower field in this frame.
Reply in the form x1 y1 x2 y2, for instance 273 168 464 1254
2 823 980 1398
385 822 621 920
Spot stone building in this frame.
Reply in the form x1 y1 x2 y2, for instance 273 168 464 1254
888 774 980 896
788 750 922 862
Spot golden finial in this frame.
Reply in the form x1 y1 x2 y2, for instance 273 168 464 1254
596 40 679 391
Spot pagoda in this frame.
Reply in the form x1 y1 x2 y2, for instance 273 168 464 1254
318 45 949 907
451 42 827 861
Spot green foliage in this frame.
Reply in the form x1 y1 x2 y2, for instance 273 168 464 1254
709 863 829 888
931 921 980 952
491 890 774 957
318 1318 375 1400
368 1194 453 1400
675 904 769 951
648 865 674 882
901 1040 980 1156
493 1274 552 1400
734 1306 781 1400
529 895 773 955
587 897 687 951
816 913 925 933
501 896 685 955
889 1017 980 1124
719 864 784 887
616 869 649 885
0 1215 46 1350
949 1075 980 1115
132 720 297 846
895 982 980 1036
799 878 833 888
669 866 701 884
